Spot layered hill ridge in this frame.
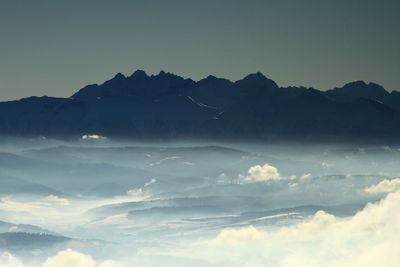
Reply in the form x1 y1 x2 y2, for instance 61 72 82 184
1 70 400 142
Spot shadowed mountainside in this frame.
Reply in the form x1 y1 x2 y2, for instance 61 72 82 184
1 70 400 142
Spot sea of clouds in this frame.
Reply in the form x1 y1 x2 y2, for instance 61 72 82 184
0 137 399 266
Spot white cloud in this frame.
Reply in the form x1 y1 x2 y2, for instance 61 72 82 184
98 260 122 267
200 191 400 267
321 162 330 168
0 198 48 214
127 188 145 198
3 187 400 267
243 164 282 182
0 252 24 267
299 173 311 182
43 249 121 267
0 250 122 267
43 249 96 267
144 178 157 187
0 195 70 215
111 187 150 203
275 210 337 241
211 226 267 246
0 197 61 213
281 237 400 267
113 178 157 203
42 195 70 206
81 134 106 140
364 178 400 194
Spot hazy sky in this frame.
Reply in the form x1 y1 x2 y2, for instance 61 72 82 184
0 0 399 101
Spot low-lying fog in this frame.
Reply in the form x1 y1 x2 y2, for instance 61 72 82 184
0 136 399 266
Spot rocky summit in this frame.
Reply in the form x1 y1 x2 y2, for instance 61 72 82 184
1 70 400 142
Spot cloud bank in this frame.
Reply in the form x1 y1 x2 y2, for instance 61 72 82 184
365 178 400 194
198 191 400 266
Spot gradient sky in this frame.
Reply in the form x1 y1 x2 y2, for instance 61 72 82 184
0 0 399 101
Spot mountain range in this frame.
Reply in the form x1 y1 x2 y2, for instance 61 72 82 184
1 70 400 142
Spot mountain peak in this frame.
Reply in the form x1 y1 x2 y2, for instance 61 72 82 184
242 72 267 81
155 70 176 78
347 80 366 86
236 71 278 90
341 80 387 94
327 80 389 102
129 69 148 79
114 72 125 79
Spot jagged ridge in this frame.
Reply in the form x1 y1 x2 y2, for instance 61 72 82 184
1 70 400 142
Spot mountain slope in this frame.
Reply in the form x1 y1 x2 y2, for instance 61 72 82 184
0 70 399 142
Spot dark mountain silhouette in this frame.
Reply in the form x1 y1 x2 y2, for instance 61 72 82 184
1 70 400 142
